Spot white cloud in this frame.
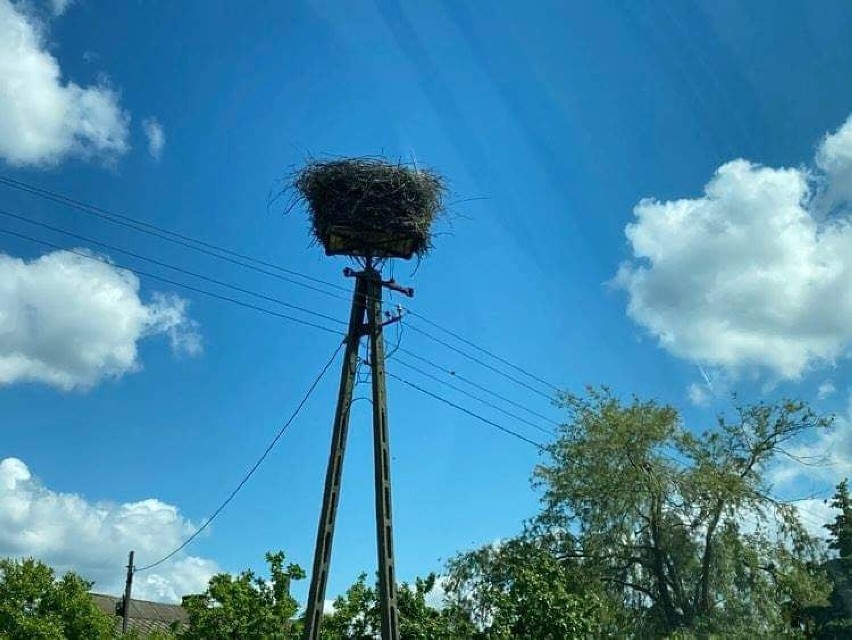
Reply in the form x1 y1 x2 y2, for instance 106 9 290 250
0 0 129 166
687 383 710 407
616 114 852 380
0 457 218 602
134 556 219 603
142 117 165 160
816 114 852 215
0 249 200 390
49 0 74 17
818 381 837 400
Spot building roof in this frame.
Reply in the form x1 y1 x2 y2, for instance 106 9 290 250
91 593 189 636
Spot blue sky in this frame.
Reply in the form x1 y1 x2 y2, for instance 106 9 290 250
1 0 852 604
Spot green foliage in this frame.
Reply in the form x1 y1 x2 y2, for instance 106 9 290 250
800 479 852 639
825 479 852 559
0 557 115 640
178 551 304 640
320 573 378 639
1 391 841 640
530 388 832 638
321 572 475 639
445 537 606 639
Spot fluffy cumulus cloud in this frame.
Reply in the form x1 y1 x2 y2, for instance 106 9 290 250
816 115 852 214
0 249 200 390
687 382 711 407
142 117 165 160
0 457 218 601
616 114 852 380
0 0 129 165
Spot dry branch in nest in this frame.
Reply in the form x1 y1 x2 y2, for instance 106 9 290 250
292 158 445 260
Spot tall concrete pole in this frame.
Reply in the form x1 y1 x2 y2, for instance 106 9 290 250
366 271 401 640
303 276 369 640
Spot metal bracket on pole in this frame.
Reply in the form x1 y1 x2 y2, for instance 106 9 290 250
379 278 414 298
342 267 414 298
380 311 405 328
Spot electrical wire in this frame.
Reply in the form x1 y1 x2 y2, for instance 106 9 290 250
396 346 560 426
0 213 559 433
0 175 350 301
0 226 344 337
405 309 561 392
0 209 347 329
404 323 554 401
385 369 545 450
135 341 344 573
393 356 555 437
384 308 405 361
0 214 561 443
12 186 827 545
0 176 564 401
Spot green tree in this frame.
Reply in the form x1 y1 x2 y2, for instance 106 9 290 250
320 573 378 639
0 557 115 640
825 479 852 560
803 479 852 639
321 572 475 639
445 537 607 639
178 550 304 640
532 389 831 638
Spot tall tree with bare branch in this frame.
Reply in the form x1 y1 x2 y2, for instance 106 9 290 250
531 389 831 638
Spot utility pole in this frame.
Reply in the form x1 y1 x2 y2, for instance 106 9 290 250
303 275 367 638
122 550 134 634
303 263 407 640
367 272 400 638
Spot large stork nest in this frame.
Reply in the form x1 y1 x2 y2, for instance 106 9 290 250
292 158 445 260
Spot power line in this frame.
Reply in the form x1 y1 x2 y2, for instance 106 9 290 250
385 369 546 450
404 323 554 402
1 217 561 444
405 309 561 393
396 346 560 427
0 208 347 329
0 175 350 301
393 356 555 437
0 214 560 422
0 226 344 337
0 175 564 398
135 341 344 573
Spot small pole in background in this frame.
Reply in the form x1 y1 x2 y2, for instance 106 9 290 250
122 550 134 634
